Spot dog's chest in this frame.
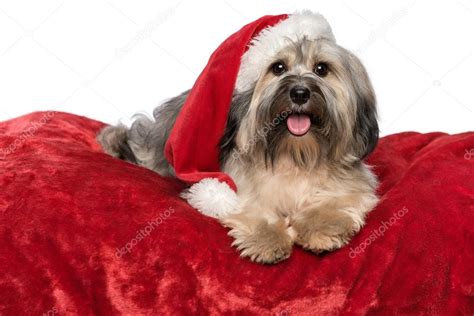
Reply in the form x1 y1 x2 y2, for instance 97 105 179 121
232 165 329 214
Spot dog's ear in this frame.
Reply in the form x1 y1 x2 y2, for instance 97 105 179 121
219 89 252 164
347 52 379 159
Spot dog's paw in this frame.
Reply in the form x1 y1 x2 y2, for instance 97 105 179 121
292 210 359 254
295 230 351 254
228 221 293 264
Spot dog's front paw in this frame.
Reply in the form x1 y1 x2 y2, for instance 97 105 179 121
293 209 359 254
295 229 352 254
228 221 293 264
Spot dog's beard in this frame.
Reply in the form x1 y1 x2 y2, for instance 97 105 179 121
252 75 334 169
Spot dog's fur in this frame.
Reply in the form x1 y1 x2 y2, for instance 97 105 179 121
98 37 379 264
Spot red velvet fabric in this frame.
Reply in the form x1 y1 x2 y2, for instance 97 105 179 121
165 14 287 191
1 112 473 315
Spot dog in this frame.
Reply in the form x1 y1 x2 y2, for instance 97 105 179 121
98 20 379 264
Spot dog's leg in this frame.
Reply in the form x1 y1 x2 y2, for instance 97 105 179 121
97 124 137 163
291 193 377 254
220 211 296 264
97 115 174 175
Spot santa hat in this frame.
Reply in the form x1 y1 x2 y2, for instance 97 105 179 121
165 11 335 218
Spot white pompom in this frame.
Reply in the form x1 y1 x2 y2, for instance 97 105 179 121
180 178 241 218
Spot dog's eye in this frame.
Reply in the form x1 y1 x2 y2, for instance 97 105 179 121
314 63 329 77
271 62 287 76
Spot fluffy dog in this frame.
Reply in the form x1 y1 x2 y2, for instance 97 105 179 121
98 14 379 264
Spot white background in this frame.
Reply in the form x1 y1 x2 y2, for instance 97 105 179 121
0 0 472 136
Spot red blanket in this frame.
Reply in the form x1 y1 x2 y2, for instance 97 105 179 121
1 112 473 315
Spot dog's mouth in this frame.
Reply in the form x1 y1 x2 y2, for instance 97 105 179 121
286 113 311 136
286 108 322 137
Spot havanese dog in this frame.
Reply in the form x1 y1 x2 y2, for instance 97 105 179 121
98 12 379 264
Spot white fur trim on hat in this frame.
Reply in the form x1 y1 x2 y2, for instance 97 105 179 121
180 178 241 218
236 11 336 91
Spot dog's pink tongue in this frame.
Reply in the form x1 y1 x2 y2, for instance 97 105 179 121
286 114 311 136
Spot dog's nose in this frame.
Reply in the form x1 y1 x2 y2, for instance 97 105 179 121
290 86 310 105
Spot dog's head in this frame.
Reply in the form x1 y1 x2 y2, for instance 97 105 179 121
220 37 378 169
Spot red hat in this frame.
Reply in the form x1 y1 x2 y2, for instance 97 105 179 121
165 12 335 218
